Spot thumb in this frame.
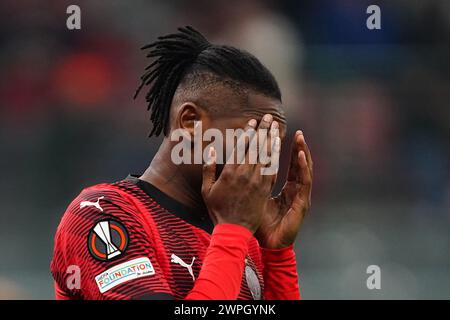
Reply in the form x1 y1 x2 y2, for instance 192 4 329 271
201 147 217 198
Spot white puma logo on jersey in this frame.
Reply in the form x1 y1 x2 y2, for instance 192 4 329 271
170 253 196 281
80 196 104 212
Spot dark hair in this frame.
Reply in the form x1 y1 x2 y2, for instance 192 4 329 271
134 26 281 137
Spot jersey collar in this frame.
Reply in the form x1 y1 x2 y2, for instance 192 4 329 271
125 175 214 234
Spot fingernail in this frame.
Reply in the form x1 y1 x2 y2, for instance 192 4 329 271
271 121 279 129
296 130 303 136
263 114 273 122
248 119 257 128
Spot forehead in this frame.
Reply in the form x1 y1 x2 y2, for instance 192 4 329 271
216 92 287 139
241 92 286 125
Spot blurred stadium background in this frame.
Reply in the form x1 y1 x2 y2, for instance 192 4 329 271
0 0 449 299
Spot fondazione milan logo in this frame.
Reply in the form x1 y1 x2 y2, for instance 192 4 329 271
88 220 129 261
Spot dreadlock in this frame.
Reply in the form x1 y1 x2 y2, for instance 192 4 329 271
134 26 281 137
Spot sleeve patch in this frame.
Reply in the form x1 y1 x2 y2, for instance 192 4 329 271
95 257 155 293
88 219 129 261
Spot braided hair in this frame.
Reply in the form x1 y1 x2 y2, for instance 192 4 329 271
134 26 281 137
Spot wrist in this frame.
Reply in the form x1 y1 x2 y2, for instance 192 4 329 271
261 244 296 265
213 223 253 239
260 243 295 253
260 242 294 250
215 218 257 234
256 235 295 249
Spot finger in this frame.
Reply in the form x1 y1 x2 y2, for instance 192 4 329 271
253 114 274 168
299 150 312 185
287 130 303 182
264 120 279 160
235 118 257 165
237 113 273 171
298 150 312 201
297 131 313 176
201 147 217 197
255 119 278 167
288 150 312 216
260 135 281 187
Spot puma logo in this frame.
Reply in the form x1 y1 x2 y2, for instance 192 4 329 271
80 196 104 212
170 253 196 281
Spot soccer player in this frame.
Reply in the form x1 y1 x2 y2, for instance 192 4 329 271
51 26 313 300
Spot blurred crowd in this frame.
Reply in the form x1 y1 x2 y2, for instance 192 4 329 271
0 0 449 299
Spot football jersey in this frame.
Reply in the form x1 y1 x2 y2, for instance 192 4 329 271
51 175 264 300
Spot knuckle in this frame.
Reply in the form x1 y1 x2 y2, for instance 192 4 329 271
249 179 261 190
237 174 249 184
221 171 230 181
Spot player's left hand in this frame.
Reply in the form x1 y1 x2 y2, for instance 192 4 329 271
255 130 313 249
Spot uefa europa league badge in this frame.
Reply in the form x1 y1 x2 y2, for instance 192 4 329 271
88 220 129 261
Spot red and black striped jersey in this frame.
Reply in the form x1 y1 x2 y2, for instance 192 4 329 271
51 175 264 300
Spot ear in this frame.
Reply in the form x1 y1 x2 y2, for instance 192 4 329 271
175 102 206 138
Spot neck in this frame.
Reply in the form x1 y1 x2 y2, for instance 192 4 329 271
139 139 205 212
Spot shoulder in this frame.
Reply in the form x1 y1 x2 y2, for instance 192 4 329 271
54 182 149 249
51 182 172 299
52 181 158 267
62 180 148 222
68 182 136 216
60 184 121 223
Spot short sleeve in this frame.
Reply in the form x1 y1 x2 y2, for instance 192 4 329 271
51 186 173 299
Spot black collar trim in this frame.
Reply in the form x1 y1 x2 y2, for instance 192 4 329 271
124 175 214 234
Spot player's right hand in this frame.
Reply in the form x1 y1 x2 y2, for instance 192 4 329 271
201 114 281 233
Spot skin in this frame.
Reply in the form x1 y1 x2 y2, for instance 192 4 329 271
140 87 313 249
